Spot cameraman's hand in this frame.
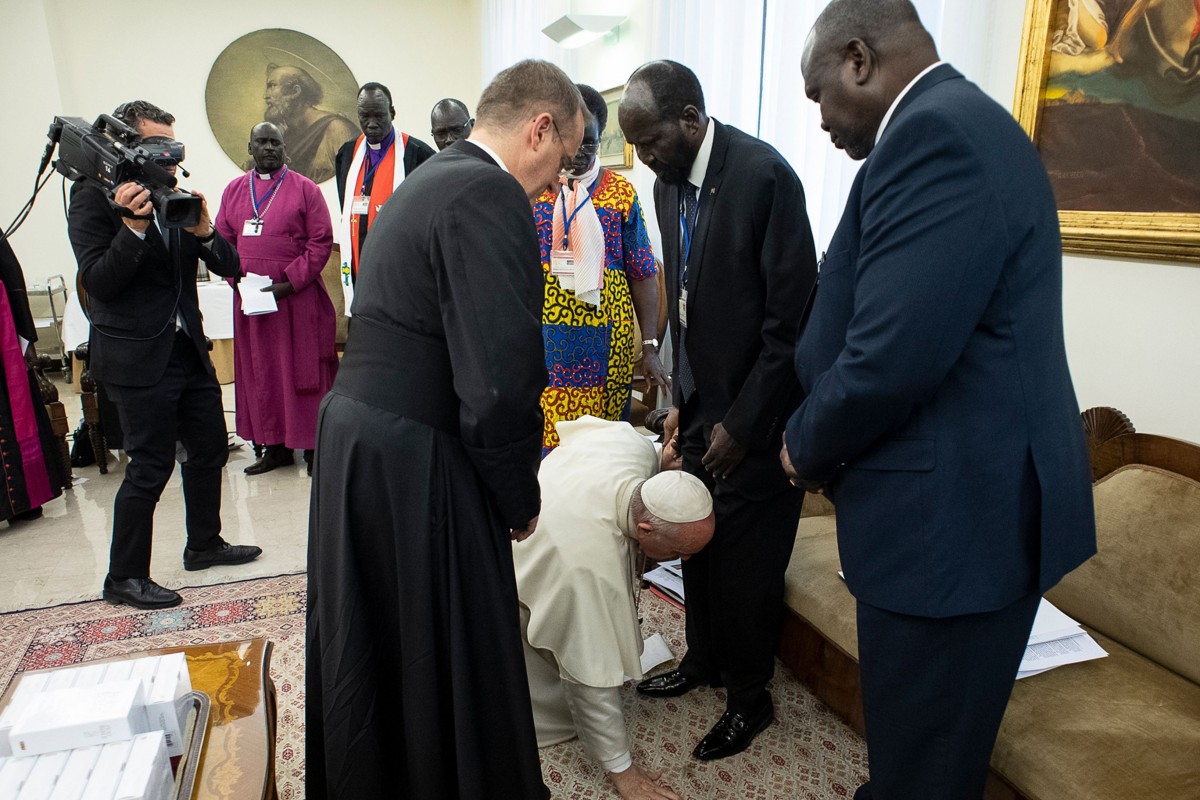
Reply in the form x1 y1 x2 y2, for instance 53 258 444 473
262 280 294 301
114 182 152 234
183 190 214 240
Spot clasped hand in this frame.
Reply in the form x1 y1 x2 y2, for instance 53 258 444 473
779 433 827 495
114 182 215 241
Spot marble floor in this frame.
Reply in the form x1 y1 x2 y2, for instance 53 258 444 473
0 375 311 612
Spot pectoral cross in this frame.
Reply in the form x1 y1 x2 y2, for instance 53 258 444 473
249 218 263 234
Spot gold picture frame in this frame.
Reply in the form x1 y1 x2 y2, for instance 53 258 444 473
1013 0 1200 262
599 86 635 170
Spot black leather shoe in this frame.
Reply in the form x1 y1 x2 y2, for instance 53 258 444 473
102 576 182 609
692 697 774 761
183 541 263 571
244 445 294 475
637 669 705 698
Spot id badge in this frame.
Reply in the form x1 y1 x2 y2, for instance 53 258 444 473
242 219 264 237
550 249 576 291
679 288 688 327
352 195 371 215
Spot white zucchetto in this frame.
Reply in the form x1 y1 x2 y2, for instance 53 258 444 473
640 471 713 523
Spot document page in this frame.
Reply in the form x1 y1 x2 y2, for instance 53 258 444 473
239 272 278 315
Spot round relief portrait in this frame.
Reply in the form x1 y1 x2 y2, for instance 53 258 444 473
206 29 359 184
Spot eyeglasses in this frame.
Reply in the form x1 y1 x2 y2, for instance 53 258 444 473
576 141 601 157
550 119 575 173
432 124 467 138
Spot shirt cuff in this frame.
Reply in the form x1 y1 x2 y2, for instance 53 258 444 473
603 753 633 774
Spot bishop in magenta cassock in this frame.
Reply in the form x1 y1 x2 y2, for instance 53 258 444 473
215 122 337 475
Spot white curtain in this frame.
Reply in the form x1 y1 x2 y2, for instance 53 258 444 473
480 0 991 251
481 0 573 83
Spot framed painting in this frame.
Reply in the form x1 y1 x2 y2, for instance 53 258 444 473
205 29 359 186
1013 0 1200 261
599 85 634 170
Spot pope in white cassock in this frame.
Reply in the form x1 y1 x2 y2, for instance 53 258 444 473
514 416 715 800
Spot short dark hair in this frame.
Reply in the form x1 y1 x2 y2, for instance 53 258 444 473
113 100 175 129
477 60 583 132
268 64 324 106
577 84 607 133
814 0 925 55
359 82 393 104
433 97 470 116
626 60 705 120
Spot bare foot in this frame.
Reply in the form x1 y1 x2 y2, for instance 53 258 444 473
609 764 681 800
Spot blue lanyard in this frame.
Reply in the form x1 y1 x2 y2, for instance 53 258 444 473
250 167 287 219
679 194 699 284
558 179 596 249
556 185 590 248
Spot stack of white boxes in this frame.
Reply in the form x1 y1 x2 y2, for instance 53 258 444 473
0 653 191 800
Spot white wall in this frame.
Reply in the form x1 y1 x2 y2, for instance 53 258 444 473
0 0 482 286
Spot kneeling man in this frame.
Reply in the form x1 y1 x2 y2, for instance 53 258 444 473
514 416 715 800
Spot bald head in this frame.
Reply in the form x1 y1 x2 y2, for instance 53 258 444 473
248 121 285 173
802 0 938 160
431 98 474 150
619 60 709 185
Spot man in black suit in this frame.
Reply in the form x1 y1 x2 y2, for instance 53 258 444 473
618 61 818 760
68 100 263 610
783 2 1097 797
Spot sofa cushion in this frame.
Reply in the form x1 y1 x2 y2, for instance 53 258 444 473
783 517 858 658
1046 464 1200 685
993 627 1200 800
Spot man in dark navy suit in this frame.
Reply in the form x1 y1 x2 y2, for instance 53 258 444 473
782 2 1097 798
620 60 817 761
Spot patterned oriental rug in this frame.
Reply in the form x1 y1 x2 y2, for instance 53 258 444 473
0 574 868 799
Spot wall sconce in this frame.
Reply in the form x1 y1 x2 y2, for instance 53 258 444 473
542 13 628 48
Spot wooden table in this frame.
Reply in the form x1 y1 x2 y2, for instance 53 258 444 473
0 638 278 800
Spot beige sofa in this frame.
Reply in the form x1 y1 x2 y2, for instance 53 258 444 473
778 407 1200 799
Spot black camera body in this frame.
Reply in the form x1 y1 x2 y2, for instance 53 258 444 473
52 114 201 228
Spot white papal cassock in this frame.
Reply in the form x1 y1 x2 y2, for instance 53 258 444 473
513 416 659 773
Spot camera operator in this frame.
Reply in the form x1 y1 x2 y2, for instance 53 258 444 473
67 100 262 610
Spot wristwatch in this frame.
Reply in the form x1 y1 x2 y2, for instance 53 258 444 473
196 228 217 244
642 338 659 349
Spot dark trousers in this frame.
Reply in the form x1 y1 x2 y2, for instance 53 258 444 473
105 333 227 578
676 395 804 715
854 592 1041 800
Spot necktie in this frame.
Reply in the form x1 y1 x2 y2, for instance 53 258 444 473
677 184 699 401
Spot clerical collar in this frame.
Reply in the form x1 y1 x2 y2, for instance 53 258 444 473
255 168 282 179
367 129 396 152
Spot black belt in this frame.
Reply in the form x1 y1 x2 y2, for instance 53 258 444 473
333 315 459 436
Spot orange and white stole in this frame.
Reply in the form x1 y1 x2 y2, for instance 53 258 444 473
338 132 410 314
550 162 605 308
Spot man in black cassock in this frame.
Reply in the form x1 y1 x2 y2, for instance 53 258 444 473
306 59 583 799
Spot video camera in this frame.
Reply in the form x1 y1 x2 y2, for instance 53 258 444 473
46 114 201 228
